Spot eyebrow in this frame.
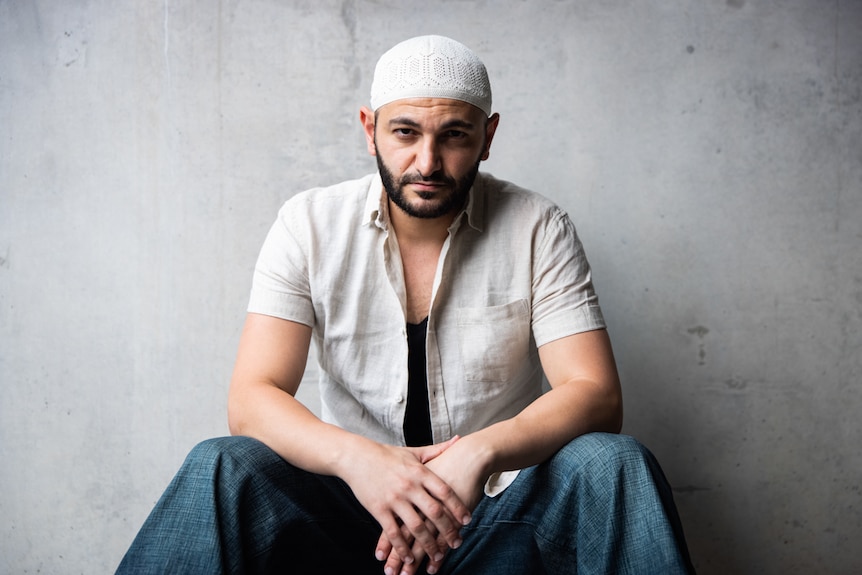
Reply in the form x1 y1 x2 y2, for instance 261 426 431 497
387 117 477 131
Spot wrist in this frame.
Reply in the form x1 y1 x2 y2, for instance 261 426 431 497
457 431 497 480
325 430 379 479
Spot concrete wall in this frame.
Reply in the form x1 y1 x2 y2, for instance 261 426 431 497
1 0 860 572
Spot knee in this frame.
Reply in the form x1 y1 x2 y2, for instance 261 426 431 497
586 432 649 462
188 435 261 458
183 436 277 476
552 433 654 481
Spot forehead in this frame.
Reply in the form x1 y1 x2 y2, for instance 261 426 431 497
376 98 486 127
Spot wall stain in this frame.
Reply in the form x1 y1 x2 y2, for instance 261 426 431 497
725 376 748 390
57 28 87 68
687 325 709 338
687 325 709 365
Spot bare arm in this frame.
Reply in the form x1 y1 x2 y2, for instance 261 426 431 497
226 312 470 565
470 327 622 473
227 312 339 473
383 327 622 575
413 328 622 500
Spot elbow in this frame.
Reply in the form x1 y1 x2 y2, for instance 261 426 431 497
602 383 624 434
227 411 243 437
226 386 247 437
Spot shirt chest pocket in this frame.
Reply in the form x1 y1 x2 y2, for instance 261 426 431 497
456 299 531 384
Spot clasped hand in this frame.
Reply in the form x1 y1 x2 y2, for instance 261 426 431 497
341 435 487 575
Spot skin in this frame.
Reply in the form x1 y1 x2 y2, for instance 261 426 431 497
227 97 623 575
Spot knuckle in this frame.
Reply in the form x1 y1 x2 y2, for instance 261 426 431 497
394 476 413 492
438 522 457 538
425 501 444 520
405 515 426 532
384 524 404 542
430 480 451 497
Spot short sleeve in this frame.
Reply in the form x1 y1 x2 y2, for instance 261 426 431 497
530 208 605 347
247 202 316 327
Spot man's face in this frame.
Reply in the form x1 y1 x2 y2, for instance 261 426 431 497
362 98 499 220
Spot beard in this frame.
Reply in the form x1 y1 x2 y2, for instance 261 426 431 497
376 150 482 220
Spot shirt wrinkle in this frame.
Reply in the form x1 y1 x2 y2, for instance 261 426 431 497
248 171 605 491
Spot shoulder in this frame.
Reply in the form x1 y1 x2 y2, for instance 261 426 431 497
276 174 377 228
473 172 570 227
282 173 375 212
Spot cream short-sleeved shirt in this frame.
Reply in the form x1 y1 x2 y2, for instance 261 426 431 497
248 172 605 490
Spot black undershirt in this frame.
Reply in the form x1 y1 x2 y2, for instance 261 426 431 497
403 317 433 447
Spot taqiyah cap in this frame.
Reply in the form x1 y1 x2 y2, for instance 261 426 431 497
370 35 492 116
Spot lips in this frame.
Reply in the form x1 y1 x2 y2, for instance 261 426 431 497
410 181 446 191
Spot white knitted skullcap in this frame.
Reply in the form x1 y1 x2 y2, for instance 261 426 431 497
370 35 492 116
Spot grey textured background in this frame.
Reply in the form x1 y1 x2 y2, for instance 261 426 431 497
1 1 860 573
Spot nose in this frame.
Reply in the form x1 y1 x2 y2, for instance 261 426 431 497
415 137 441 178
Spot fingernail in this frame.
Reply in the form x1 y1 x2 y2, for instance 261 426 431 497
434 552 444 562
384 568 393 575
427 566 438 575
403 555 414 565
462 514 471 525
452 538 463 549
376 550 385 561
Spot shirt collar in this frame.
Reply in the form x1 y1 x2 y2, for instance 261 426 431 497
460 172 484 233
363 172 388 230
362 171 486 234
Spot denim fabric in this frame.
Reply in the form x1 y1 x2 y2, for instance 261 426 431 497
439 433 695 574
116 433 694 574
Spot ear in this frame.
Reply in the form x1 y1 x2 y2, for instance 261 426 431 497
359 106 377 156
480 113 500 161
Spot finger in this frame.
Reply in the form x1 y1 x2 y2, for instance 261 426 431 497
375 531 393 563
378 512 416 567
425 535 449 575
389 532 436 575
402 540 430 575
393 500 445 564
383 550 403 575
384 523 422 575
409 435 460 464
426 556 444 575
419 477 471 547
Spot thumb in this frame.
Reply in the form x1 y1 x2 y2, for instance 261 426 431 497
410 435 461 464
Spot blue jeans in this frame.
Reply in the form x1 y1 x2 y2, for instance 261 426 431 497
116 433 694 574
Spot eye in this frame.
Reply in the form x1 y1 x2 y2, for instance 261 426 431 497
394 127 415 137
444 130 468 139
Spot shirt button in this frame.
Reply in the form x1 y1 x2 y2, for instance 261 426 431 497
396 394 404 403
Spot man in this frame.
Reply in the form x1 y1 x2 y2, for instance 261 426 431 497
118 35 694 574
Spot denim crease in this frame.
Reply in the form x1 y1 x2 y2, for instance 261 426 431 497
116 433 694 574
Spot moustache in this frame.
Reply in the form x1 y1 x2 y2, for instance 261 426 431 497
400 172 454 186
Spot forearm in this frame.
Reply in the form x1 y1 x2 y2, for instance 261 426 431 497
228 379 376 478
226 313 375 478
467 376 622 476
466 328 623 476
